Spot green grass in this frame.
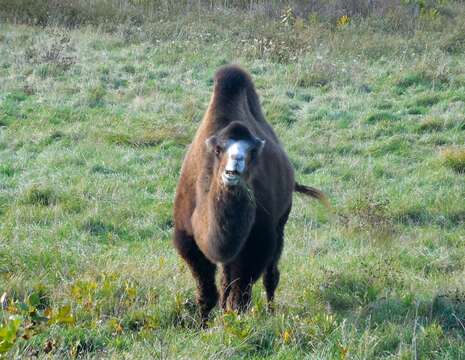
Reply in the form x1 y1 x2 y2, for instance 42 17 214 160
1 5 465 359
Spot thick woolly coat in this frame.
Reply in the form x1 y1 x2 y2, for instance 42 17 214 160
173 65 295 266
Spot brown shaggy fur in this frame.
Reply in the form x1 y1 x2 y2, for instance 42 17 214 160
173 65 327 323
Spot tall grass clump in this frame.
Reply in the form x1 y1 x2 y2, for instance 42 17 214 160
441 148 465 173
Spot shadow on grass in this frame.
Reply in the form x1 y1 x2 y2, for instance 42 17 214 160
314 264 465 334
394 208 465 228
359 291 465 333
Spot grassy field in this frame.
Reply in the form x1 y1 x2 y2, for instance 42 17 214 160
1 3 465 359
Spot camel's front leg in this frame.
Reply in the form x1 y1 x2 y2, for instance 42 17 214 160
173 229 218 325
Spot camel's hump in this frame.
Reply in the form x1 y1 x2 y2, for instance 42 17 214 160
214 65 252 97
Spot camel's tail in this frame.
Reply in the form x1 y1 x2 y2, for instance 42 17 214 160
294 182 331 209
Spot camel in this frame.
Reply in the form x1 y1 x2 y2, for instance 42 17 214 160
173 65 327 323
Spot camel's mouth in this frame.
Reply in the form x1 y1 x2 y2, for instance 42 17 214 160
222 170 241 186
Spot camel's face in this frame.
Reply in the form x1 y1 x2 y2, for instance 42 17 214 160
205 125 265 187
222 140 255 186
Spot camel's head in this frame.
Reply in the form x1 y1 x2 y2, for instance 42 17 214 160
205 122 265 187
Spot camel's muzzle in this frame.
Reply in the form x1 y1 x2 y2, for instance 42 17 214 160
222 169 241 186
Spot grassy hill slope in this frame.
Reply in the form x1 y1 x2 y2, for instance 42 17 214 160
1 4 464 358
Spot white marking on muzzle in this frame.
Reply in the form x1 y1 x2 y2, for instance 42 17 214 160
222 140 250 186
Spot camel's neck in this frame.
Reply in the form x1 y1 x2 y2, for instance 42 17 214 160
211 181 255 236
196 179 256 263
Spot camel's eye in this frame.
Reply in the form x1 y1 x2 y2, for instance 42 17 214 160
215 146 222 157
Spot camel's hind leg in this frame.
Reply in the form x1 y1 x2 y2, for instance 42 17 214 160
173 229 218 325
263 263 280 306
220 265 232 311
262 205 291 309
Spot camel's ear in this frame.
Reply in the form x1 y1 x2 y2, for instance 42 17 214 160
205 135 218 152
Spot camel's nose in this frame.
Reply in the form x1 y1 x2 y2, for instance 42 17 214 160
230 153 244 161
225 156 245 173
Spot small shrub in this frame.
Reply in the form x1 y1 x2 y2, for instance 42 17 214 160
395 69 449 93
90 164 116 175
60 193 86 214
22 185 57 206
83 218 116 236
112 78 129 89
41 131 65 146
36 63 62 78
365 111 400 124
24 34 75 74
396 72 430 90
87 85 106 108
241 21 312 64
441 148 465 173
441 30 465 54
392 204 442 226
295 62 338 88
413 93 441 107
432 290 465 330
40 38 75 69
149 70 169 80
375 101 393 110
105 133 132 146
342 193 393 234
417 116 444 132
297 72 329 87
244 36 301 64
407 106 427 115
122 64 136 75
296 92 313 102
0 164 15 177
